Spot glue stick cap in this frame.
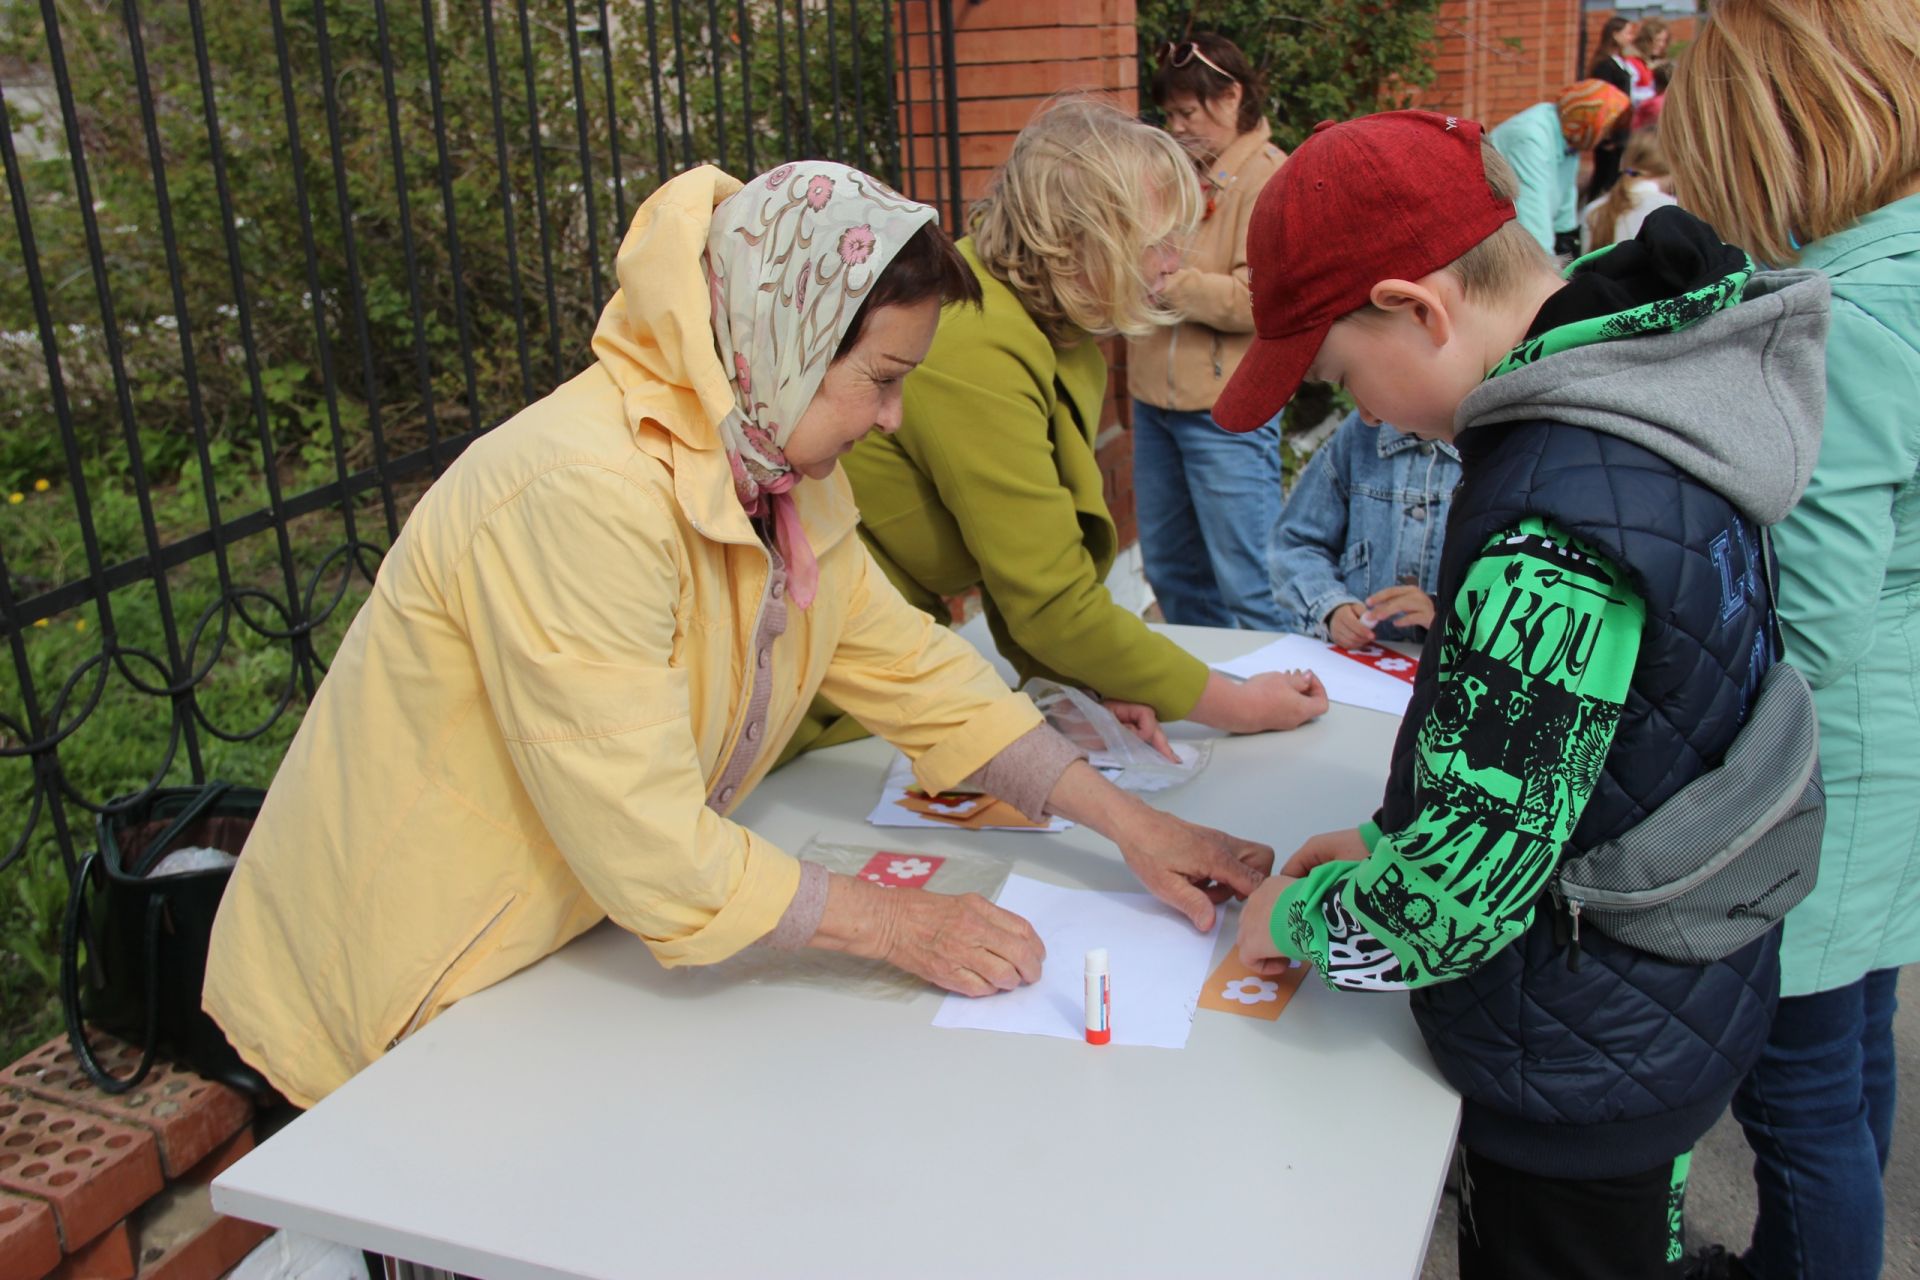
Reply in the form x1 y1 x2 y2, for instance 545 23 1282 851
1085 948 1108 974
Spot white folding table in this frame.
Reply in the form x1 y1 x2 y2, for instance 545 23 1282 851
213 625 1459 1278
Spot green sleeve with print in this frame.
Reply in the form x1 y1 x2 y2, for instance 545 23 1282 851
1270 516 1646 990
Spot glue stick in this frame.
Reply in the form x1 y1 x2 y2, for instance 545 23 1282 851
1084 948 1111 1045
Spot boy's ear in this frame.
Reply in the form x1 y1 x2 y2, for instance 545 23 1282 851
1367 277 1455 349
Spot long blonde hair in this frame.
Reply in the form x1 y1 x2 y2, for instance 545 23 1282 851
969 96 1203 345
1664 0 1920 265
1586 129 1672 249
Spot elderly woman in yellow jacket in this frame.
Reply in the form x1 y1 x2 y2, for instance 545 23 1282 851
204 163 1272 1107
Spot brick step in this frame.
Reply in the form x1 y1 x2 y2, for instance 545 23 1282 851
0 1191 63 1280
0 1033 261 1280
128 1127 271 1280
0 1090 164 1254
8 1038 251 1179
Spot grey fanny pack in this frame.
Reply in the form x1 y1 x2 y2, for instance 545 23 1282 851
1552 532 1825 965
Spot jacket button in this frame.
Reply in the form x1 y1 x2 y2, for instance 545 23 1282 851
747 722 762 742
757 647 771 669
771 578 785 600
719 785 736 805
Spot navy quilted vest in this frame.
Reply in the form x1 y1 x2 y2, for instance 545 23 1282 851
1386 419 1782 1179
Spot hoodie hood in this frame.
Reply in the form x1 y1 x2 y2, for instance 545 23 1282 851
590 165 744 453
583 165 864 552
1459 238 1831 527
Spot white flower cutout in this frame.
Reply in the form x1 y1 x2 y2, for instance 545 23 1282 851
1376 657 1414 672
1222 976 1281 1005
886 857 934 880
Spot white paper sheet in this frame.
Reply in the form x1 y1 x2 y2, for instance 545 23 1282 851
1213 632 1415 717
867 752 1073 833
931 875 1219 1049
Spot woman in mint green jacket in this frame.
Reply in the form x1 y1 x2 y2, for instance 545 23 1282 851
1668 5 1920 1276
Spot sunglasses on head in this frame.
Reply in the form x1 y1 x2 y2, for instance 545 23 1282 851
1158 40 1233 82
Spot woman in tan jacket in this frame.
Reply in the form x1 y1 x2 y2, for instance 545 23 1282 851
1129 34 1289 629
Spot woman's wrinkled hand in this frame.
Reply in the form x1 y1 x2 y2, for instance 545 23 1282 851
1192 669 1330 735
1116 810 1275 931
1102 698 1179 761
1237 669 1330 733
875 888 1046 997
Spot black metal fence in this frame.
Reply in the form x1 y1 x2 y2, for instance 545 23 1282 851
0 0 962 883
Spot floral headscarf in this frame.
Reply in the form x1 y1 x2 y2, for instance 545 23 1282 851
706 162 938 609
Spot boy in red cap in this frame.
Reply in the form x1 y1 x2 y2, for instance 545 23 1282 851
1228 111 1832 1278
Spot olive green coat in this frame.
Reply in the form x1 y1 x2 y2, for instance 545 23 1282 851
846 241 1210 719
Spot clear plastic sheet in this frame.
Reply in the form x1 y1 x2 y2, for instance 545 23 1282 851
683 837 1015 1001
1022 678 1212 792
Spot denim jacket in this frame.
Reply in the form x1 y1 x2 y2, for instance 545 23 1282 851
1271 412 1461 642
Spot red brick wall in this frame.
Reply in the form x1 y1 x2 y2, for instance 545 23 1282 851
894 0 1140 530
895 0 1138 220
1412 0 1583 131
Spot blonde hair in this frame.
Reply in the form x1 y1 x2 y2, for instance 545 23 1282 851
1664 0 1920 265
1586 128 1672 249
969 96 1203 345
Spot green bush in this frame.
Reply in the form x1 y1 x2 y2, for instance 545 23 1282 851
1136 0 1444 151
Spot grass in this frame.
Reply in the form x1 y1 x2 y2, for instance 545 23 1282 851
0 461 399 1065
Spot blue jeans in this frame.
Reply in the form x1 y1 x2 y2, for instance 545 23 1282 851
1131 400 1286 630
1734 968 1901 1280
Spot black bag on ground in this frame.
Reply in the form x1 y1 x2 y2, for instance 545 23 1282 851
58 782 272 1097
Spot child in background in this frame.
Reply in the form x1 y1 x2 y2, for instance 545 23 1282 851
1632 60 1673 132
1270 410 1460 646
1581 128 1678 252
1217 111 1829 1278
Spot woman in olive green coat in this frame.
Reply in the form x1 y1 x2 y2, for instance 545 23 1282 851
824 100 1326 755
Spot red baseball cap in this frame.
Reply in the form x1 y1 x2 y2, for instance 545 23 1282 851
1214 110 1517 432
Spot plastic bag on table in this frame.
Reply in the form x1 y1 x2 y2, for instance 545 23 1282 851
684 836 1014 1001
1021 678 1211 793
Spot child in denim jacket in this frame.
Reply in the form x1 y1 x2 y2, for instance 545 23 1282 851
1271 410 1460 646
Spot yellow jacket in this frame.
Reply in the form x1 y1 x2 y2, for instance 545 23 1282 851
203 168 1041 1107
